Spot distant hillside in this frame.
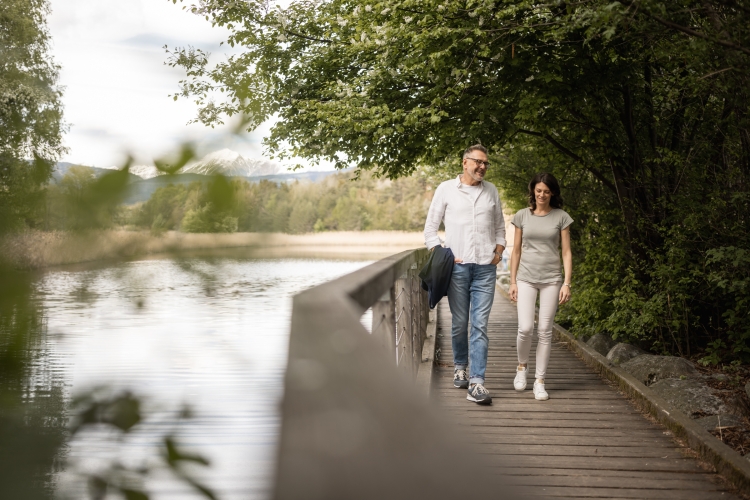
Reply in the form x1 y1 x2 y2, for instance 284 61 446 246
122 170 341 205
123 173 214 204
53 154 347 205
52 163 142 184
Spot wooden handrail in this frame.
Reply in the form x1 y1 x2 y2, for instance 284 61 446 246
272 249 516 500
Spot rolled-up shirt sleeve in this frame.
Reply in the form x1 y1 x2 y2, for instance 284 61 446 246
494 192 506 247
424 184 446 249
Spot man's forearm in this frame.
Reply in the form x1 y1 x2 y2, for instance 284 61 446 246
423 196 445 249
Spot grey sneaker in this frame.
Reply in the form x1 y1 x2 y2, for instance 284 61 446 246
467 383 492 405
453 369 469 389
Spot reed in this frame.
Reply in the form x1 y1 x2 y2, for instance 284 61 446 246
0 230 427 269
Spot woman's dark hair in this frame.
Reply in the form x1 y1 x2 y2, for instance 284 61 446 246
528 172 564 211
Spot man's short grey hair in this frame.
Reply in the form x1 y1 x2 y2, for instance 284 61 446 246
463 144 488 159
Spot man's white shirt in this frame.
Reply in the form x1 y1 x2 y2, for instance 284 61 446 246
424 175 506 265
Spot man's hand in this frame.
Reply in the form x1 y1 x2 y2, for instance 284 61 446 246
492 245 504 266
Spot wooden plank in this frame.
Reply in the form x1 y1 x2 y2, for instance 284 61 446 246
454 418 659 429
437 402 641 413
510 487 731 499
442 411 650 422
474 443 687 458
463 427 671 438
497 468 715 480
465 435 679 447
480 455 704 472
501 474 725 490
431 294 740 499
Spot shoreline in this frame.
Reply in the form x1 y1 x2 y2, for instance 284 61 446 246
0 230 428 270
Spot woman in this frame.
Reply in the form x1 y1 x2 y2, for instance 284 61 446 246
509 173 572 401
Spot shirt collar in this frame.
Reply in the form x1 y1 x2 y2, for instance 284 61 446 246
455 174 483 188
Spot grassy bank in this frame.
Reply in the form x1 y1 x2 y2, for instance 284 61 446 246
0 230 427 270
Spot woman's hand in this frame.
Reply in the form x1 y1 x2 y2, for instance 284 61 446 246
559 284 571 305
509 283 518 302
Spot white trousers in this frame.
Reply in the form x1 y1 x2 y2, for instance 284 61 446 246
516 280 562 379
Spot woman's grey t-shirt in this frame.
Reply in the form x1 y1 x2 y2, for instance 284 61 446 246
511 208 573 284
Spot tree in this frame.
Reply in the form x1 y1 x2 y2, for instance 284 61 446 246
0 0 65 233
60 165 95 200
170 0 750 361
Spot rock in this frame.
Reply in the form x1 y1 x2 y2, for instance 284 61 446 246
606 343 646 366
587 333 617 356
712 373 730 382
620 355 699 386
694 414 745 431
746 381 750 399
649 378 729 417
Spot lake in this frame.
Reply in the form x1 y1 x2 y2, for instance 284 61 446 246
8 255 373 499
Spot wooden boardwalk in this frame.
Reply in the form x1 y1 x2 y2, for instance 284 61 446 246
434 293 739 499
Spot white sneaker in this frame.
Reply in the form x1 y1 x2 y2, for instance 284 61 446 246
533 380 549 401
514 366 528 391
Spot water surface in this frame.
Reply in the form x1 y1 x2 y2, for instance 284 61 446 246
26 256 371 499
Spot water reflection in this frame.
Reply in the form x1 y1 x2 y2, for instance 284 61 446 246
0 271 66 500
1 256 372 499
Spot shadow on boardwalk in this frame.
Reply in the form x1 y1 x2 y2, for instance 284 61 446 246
434 293 739 499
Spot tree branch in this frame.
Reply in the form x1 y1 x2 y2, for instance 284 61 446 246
285 30 333 44
618 0 750 56
516 129 618 194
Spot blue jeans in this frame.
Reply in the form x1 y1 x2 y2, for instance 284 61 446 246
447 263 496 385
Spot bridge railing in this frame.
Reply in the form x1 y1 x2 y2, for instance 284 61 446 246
369 248 430 377
272 248 513 500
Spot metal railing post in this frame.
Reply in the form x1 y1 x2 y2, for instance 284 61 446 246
372 287 396 355
394 272 410 373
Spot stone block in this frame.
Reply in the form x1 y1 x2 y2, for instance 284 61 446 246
649 378 728 417
620 354 699 386
586 333 617 356
606 343 645 366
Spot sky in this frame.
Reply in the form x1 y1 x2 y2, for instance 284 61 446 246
47 0 322 171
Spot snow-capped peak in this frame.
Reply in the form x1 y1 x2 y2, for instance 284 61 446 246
86 149 283 180
128 164 163 179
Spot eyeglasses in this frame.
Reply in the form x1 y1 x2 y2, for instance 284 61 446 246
466 157 491 168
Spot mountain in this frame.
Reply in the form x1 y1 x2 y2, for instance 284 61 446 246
51 163 142 184
121 169 342 205
180 149 279 177
54 149 344 205
128 164 162 179
121 149 283 179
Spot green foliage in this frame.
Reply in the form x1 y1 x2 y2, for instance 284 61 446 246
0 0 65 234
69 391 217 500
131 170 435 233
181 203 238 233
43 165 132 230
168 0 750 363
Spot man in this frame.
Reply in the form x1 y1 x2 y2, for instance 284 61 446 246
424 145 506 405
